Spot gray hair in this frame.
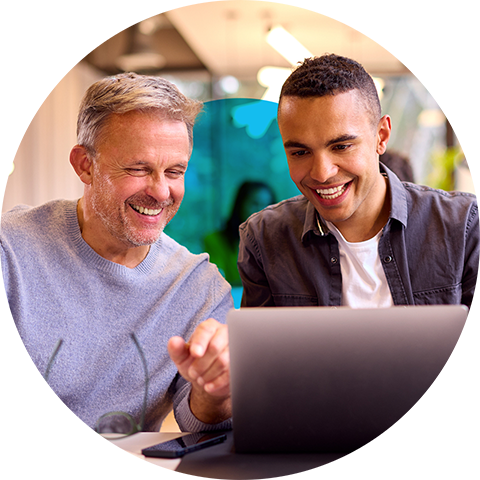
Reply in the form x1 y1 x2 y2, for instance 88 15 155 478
77 72 203 156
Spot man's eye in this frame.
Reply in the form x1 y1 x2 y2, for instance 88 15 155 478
333 144 350 151
126 168 148 176
167 170 185 178
291 150 308 157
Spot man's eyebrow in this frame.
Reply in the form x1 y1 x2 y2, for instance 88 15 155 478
283 135 358 150
123 160 150 166
125 160 187 167
283 140 309 149
325 134 358 147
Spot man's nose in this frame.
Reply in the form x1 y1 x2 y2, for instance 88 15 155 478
309 154 339 184
145 173 171 203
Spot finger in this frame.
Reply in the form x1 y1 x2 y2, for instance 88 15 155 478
203 370 230 397
188 323 228 380
187 318 223 358
167 336 188 362
168 336 195 376
195 347 230 386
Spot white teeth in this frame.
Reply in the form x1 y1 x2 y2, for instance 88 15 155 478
131 204 162 216
316 184 348 199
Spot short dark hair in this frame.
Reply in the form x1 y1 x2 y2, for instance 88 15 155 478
279 54 381 126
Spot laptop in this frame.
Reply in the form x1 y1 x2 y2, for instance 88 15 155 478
227 305 468 453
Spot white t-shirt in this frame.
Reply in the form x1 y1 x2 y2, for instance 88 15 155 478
325 221 394 308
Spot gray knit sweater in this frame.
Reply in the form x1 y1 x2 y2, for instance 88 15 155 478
1 200 233 432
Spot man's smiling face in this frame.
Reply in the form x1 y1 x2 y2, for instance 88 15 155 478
278 90 391 240
86 110 190 249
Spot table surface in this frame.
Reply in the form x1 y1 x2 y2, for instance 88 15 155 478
98 432 350 480
98 432 187 480
98 312 480 480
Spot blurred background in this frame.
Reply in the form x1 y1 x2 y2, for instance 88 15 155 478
4 1 474 305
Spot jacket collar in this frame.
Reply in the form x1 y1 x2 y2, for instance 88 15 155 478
382 162 408 228
301 162 408 243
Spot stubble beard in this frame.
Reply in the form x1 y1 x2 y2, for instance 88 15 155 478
90 176 178 248
122 191 180 246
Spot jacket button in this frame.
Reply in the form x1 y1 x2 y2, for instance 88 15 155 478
330 257 338 264
384 255 393 263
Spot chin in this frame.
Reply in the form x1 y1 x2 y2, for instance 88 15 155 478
125 229 165 247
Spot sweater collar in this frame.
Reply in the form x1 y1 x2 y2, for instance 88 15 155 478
66 199 162 276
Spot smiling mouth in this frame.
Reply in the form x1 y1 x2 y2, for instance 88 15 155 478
315 182 351 200
130 204 163 216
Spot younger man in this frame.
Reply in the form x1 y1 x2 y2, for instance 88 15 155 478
239 54 478 308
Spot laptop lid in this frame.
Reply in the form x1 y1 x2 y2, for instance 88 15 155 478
227 305 468 453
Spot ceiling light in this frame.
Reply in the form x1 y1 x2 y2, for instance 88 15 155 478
116 52 166 72
266 25 313 66
257 66 291 88
219 75 240 94
257 66 292 102
0 162 15 177
116 25 166 72
138 15 168 35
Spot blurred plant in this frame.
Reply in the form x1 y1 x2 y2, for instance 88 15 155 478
425 146 464 191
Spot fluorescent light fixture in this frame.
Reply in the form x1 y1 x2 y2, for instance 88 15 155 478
261 88 279 103
257 66 292 102
257 66 291 88
138 15 168 35
0 162 15 177
266 25 313 65
116 52 165 72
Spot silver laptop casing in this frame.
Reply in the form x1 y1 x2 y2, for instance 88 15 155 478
228 305 468 453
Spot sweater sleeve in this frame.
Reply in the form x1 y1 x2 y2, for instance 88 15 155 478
172 268 233 432
173 376 232 432
0 242 8 305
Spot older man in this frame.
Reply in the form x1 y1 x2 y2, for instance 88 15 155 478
239 54 478 308
1 73 232 433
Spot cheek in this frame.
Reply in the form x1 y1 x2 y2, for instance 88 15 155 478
287 162 305 185
170 181 185 203
119 177 149 198
343 149 375 176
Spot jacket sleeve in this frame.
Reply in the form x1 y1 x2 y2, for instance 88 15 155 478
237 222 275 307
462 201 479 308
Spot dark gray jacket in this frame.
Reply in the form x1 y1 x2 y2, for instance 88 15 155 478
238 166 478 308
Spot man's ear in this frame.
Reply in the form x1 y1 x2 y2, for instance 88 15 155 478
70 145 94 185
376 115 392 155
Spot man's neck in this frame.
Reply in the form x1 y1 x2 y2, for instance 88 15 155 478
76 198 150 268
334 174 391 243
